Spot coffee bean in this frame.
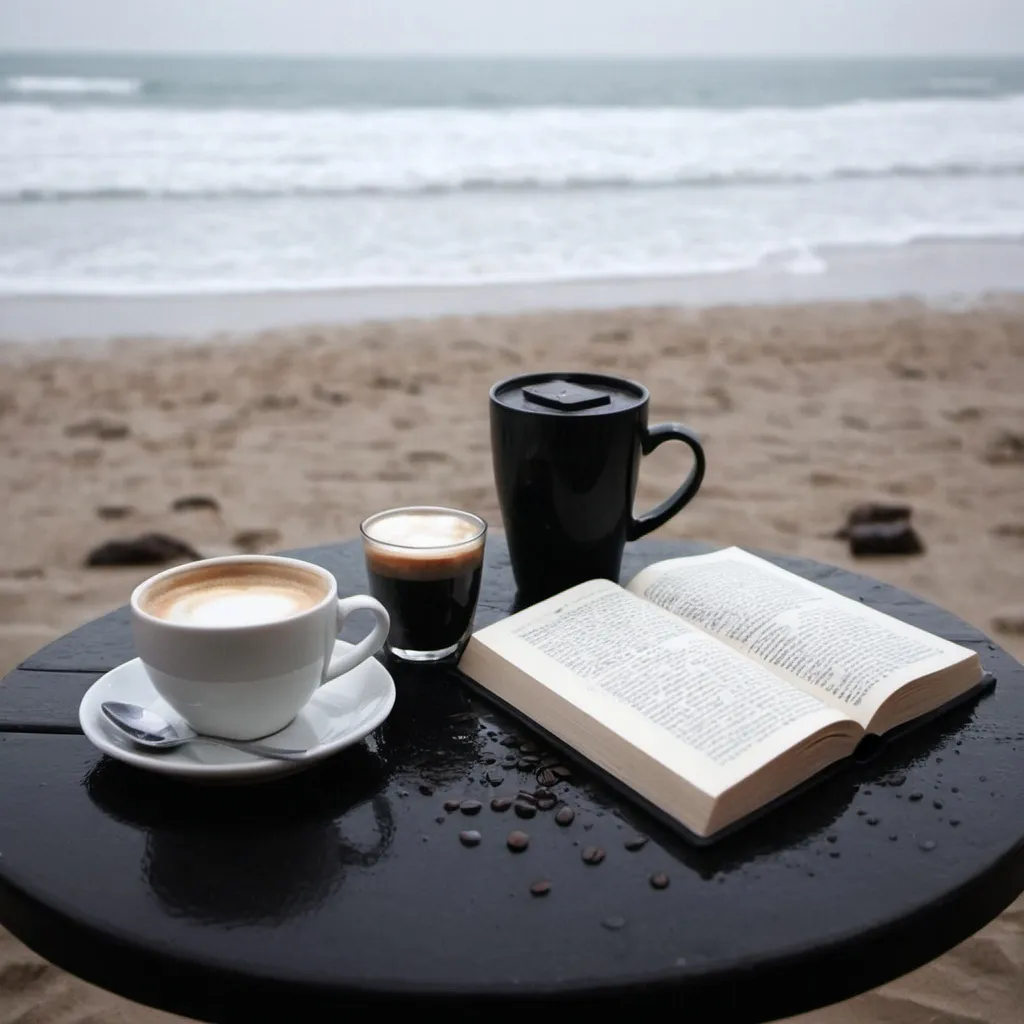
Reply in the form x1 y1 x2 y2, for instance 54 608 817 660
601 915 626 930
459 830 481 847
514 802 537 819
507 830 530 852
533 788 555 801
518 756 539 769
491 797 513 812
536 796 557 811
552 766 573 779
582 846 605 865
482 755 497 765
487 774 505 787
443 800 461 813
529 880 551 897
555 806 575 826
503 754 520 766
650 872 670 890
460 800 482 815
418 783 435 796
536 768 558 788
624 835 648 851
517 791 538 805
519 741 538 754
500 737 519 748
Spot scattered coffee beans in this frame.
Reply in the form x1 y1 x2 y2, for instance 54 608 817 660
507 830 530 852
555 806 575 826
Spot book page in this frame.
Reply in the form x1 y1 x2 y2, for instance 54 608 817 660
628 548 977 727
474 580 848 793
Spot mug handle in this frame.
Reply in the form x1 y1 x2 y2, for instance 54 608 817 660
628 423 706 541
324 595 391 682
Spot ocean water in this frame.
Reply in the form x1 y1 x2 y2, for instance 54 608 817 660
1 54 1023 295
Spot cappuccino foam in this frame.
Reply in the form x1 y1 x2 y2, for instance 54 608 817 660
142 563 326 627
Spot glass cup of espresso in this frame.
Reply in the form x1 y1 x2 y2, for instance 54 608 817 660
360 506 487 663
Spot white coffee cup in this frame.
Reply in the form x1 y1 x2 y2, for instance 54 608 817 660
130 554 390 741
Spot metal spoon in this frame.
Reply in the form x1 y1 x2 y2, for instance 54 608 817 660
101 701 309 761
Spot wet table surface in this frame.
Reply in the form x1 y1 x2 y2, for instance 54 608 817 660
0 537 1023 1024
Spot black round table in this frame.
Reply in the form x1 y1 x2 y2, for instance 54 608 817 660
0 537 1022 1024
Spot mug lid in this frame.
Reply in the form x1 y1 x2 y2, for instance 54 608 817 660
490 372 648 416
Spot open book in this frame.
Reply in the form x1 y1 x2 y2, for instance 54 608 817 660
458 547 984 841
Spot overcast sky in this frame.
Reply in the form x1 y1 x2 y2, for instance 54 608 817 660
1 0 1022 56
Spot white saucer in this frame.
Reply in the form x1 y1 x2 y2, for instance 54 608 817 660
78 640 396 783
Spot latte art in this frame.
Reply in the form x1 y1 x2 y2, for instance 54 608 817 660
160 586 316 626
141 563 326 627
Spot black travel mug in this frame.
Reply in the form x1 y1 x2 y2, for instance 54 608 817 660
490 372 705 602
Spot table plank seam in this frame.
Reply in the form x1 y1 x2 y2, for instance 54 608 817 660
0 723 83 735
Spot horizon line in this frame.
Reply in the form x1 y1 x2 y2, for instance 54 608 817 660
2 48 1024 61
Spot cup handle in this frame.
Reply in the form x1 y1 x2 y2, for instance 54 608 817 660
628 422 706 540
324 596 391 683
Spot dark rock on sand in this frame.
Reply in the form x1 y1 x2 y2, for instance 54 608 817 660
835 503 913 538
848 521 924 557
836 503 924 557
86 533 200 567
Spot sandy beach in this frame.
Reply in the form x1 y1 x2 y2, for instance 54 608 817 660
1 294 1023 1022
